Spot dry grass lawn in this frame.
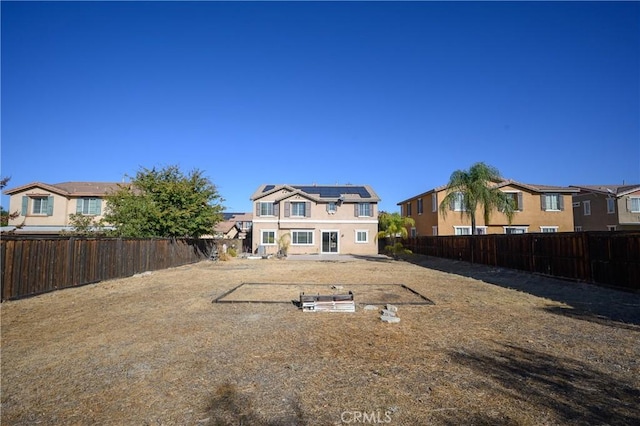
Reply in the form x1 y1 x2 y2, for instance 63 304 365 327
1 255 639 425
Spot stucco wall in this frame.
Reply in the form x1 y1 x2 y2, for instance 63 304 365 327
252 191 378 255
402 185 575 235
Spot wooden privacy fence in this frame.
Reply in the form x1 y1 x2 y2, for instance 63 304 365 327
404 232 640 292
1 236 216 301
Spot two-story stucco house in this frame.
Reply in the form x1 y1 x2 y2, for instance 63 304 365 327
571 184 640 231
250 184 380 255
3 181 121 234
397 180 578 236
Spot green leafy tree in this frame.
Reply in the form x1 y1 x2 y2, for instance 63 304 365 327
439 162 515 235
104 165 224 238
377 211 415 256
1 206 11 227
62 213 105 236
1 176 20 227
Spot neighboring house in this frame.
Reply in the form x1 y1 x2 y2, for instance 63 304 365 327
250 184 380 255
2 181 121 234
571 184 640 231
212 221 241 239
397 180 578 236
222 212 253 239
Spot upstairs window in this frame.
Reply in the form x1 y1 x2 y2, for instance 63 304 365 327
259 202 275 216
356 203 372 217
451 192 466 212
583 200 591 216
291 202 306 217
23 196 54 216
77 198 102 215
541 194 563 211
417 198 423 215
284 201 310 218
607 198 615 214
629 197 640 213
32 197 50 215
327 202 337 214
431 193 438 212
503 192 523 211
406 202 412 216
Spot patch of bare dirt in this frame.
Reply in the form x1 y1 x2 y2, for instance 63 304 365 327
1 255 639 425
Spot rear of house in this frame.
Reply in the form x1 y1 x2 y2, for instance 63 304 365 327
572 184 640 231
3 182 121 234
398 180 577 236
251 184 380 256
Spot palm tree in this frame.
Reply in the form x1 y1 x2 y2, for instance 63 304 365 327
377 211 415 255
439 162 515 235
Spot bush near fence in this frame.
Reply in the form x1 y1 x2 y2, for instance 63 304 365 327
402 231 640 292
0 236 216 301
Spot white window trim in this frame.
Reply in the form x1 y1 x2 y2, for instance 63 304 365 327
540 226 559 233
291 230 314 245
260 229 277 245
321 229 340 254
607 225 617 231
290 201 306 217
504 226 528 234
543 194 561 211
607 198 615 214
583 200 591 216
575 226 583 232
630 197 640 213
453 192 466 212
503 191 522 211
475 226 488 235
355 229 369 244
260 202 275 217
431 193 437 212
453 226 472 235
357 203 373 217
432 226 438 236
410 227 417 238
32 197 49 215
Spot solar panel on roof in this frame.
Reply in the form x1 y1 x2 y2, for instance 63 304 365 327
262 185 276 192
292 185 370 198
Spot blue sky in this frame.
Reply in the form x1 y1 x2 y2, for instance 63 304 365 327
2 1 638 213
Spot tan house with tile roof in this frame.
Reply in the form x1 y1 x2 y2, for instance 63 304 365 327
3 181 122 233
397 180 578 236
250 184 380 255
571 184 640 231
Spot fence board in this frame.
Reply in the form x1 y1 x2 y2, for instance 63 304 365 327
406 231 639 292
1 236 216 301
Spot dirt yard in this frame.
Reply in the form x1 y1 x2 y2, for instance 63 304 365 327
1 255 639 425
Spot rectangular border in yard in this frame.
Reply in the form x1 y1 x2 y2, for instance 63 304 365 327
213 282 435 305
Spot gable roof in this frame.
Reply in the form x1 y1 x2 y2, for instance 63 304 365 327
397 179 579 205
251 184 380 203
213 220 238 233
570 184 640 197
3 181 123 197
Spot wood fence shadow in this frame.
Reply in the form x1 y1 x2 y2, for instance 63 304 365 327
400 255 640 328
445 343 640 425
